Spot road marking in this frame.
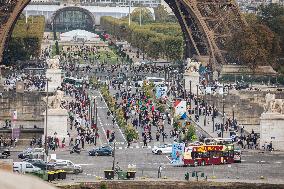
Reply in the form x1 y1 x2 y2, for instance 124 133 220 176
275 161 282 164
257 161 266 163
166 156 171 162
100 126 108 143
135 146 139 149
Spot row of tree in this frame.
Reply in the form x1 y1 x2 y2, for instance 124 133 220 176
100 16 184 62
3 16 45 64
226 4 284 72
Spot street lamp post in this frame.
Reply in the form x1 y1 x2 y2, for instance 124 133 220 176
112 142 116 170
196 85 199 116
212 101 215 133
183 77 186 99
128 0 131 26
222 98 225 138
189 80 192 95
204 101 207 127
45 79 49 161
232 104 235 121
95 101 98 146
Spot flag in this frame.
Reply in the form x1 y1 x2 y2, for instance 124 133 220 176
12 111 17 121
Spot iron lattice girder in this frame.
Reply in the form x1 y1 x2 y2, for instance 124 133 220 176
0 0 31 63
165 0 246 67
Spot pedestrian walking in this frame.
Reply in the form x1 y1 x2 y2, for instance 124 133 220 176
158 165 162 178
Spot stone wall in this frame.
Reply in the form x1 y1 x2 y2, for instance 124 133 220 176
204 90 284 133
57 181 284 189
0 91 44 128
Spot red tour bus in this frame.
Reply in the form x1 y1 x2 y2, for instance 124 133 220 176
183 144 234 166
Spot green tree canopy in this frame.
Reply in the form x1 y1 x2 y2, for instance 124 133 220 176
226 24 281 71
154 5 169 23
131 8 154 24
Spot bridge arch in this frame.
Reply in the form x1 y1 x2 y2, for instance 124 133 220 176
48 6 95 31
0 0 246 69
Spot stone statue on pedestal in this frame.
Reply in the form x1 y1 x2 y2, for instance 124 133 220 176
185 58 201 73
264 93 284 114
46 57 60 69
43 90 65 109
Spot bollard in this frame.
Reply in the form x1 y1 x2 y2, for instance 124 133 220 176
185 172 189 181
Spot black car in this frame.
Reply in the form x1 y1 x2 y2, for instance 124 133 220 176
18 148 32 159
236 82 249 90
0 147 10 159
89 146 113 156
24 159 54 170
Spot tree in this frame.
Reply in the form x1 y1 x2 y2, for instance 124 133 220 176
185 126 197 142
243 13 259 26
131 8 154 24
226 24 281 71
125 125 139 142
164 36 184 61
154 5 169 22
55 41 60 55
147 35 164 60
258 4 284 25
258 4 284 55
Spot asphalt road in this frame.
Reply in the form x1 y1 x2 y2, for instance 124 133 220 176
9 147 284 184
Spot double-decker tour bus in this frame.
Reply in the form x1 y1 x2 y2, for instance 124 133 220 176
171 143 235 167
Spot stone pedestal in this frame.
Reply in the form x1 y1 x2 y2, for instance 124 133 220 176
184 71 200 95
43 109 68 144
260 112 284 151
46 69 62 92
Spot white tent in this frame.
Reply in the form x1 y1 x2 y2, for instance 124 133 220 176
60 29 100 42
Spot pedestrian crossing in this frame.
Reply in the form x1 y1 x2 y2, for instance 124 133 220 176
115 145 152 150
96 106 107 109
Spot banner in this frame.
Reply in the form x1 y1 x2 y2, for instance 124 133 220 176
12 128 20 139
174 100 187 119
155 86 167 99
12 111 17 121
171 143 185 166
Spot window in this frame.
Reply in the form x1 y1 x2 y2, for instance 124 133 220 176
26 164 33 168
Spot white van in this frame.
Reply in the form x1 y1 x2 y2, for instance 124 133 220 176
145 77 165 86
13 162 41 173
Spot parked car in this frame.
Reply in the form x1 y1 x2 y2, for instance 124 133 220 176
152 144 172 155
13 162 41 173
18 148 32 159
24 159 54 170
235 82 249 90
0 147 10 159
51 159 83 174
89 146 113 156
18 148 45 159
